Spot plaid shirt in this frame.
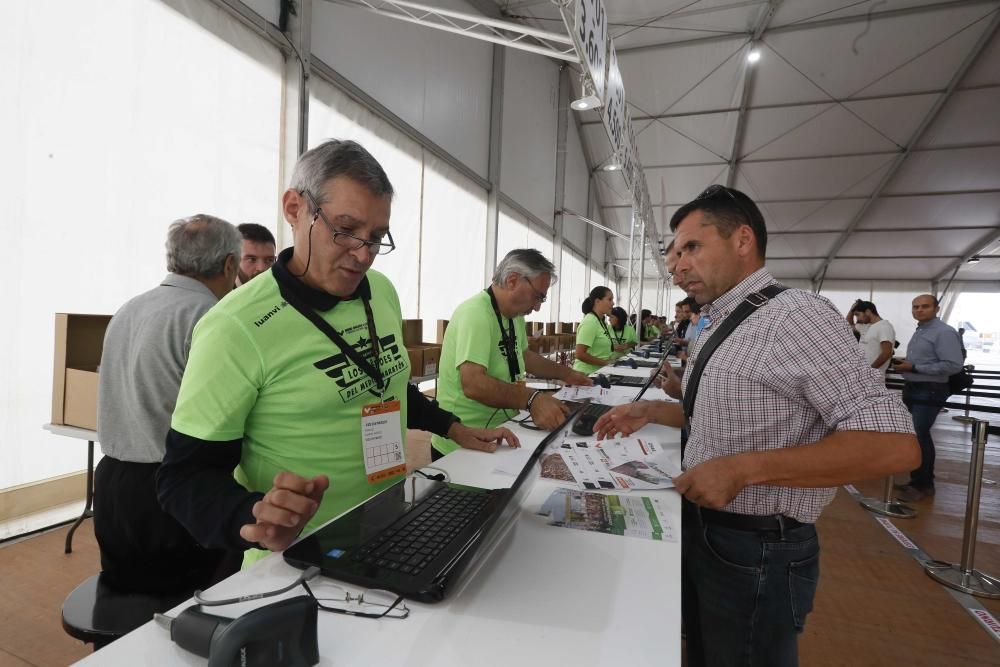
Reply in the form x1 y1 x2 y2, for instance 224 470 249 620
681 268 914 523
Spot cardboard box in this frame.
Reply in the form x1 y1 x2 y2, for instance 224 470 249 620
402 319 423 346
407 344 442 378
541 335 559 354
559 322 576 334
558 334 577 351
545 322 558 335
527 322 545 337
527 337 544 353
435 320 449 344
52 313 112 430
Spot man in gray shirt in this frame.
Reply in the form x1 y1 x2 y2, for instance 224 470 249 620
892 293 965 502
95 214 241 594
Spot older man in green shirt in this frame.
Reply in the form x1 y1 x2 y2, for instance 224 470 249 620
432 249 592 457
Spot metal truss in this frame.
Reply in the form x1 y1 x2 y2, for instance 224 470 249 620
323 0 579 62
625 210 645 322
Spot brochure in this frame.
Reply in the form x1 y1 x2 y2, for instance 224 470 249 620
537 488 677 542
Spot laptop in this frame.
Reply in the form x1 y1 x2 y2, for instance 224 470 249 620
283 409 577 603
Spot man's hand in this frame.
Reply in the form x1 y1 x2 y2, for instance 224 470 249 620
674 456 750 509
613 343 631 352
893 359 914 372
654 364 682 399
529 393 570 430
240 472 329 552
562 370 593 387
593 401 654 439
448 422 520 453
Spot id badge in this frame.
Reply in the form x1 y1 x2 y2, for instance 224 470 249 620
361 400 406 484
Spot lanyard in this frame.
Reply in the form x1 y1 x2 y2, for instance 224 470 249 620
610 326 625 344
279 281 385 393
594 313 615 345
486 287 520 383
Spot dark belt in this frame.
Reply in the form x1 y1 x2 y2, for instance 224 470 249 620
698 506 809 533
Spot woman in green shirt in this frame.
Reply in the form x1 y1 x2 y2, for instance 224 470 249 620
573 286 617 374
609 306 638 355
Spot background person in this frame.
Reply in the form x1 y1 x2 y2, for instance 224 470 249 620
95 214 241 594
572 286 617 374
608 306 638 355
892 293 964 502
235 223 277 286
432 249 591 458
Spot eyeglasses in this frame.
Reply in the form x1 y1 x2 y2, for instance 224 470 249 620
523 276 548 304
695 184 757 228
302 191 396 256
302 580 409 619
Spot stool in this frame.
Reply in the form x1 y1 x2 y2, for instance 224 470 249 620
61 574 192 650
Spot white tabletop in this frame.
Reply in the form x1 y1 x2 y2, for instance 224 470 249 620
43 423 99 441
77 369 683 667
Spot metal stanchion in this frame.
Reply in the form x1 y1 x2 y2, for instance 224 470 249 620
860 475 917 518
924 419 1000 598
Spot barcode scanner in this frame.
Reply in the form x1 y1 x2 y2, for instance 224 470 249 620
155 596 319 667
593 374 611 389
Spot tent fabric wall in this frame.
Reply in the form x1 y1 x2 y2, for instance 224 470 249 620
419 155 489 335
500 48 559 227
308 76 424 318
497 204 555 323
0 0 283 490
559 248 588 323
310 0 493 178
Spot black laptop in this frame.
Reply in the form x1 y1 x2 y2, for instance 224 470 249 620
284 410 575 603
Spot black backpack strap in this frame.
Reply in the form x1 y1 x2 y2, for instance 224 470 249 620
682 284 787 423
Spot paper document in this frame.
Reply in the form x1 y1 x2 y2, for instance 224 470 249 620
552 386 611 402
538 488 677 542
548 438 679 491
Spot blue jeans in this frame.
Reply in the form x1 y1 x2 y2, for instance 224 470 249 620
682 501 820 667
902 382 950 489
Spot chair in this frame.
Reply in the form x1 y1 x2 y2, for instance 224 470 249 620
61 574 191 650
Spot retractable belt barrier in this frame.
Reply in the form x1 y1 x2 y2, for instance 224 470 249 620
924 419 1000 599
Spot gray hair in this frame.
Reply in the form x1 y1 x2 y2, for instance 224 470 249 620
289 139 394 205
166 214 242 278
492 249 557 286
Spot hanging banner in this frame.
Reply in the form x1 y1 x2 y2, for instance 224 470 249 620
573 0 609 104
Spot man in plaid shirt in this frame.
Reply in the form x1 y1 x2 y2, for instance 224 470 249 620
595 186 919 667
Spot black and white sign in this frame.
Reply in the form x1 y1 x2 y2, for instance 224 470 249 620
574 0 609 104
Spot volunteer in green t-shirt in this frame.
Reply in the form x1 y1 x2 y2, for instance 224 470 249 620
608 306 638 355
572 286 617 374
432 249 593 457
157 140 518 565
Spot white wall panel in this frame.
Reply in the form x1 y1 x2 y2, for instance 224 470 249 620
420 155 488 333
591 227 607 269
311 1 492 178
308 77 423 318
0 0 283 490
500 48 559 226
496 204 553 322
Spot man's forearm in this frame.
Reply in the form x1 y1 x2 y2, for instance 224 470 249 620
524 350 569 380
739 431 919 489
872 351 892 369
463 371 531 410
650 401 685 427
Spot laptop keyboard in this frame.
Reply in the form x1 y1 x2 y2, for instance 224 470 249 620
572 402 613 435
350 486 490 577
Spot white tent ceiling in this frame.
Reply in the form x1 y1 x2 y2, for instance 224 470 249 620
493 0 1000 285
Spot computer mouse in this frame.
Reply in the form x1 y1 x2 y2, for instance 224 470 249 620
593 374 611 389
627 358 637 369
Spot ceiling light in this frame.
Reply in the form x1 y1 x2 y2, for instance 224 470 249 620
747 49 761 64
571 75 602 111
601 162 621 171
967 255 981 264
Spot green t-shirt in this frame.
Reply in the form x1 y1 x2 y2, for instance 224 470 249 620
432 290 527 455
171 269 411 566
610 324 639 347
573 312 615 374
644 324 660 340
